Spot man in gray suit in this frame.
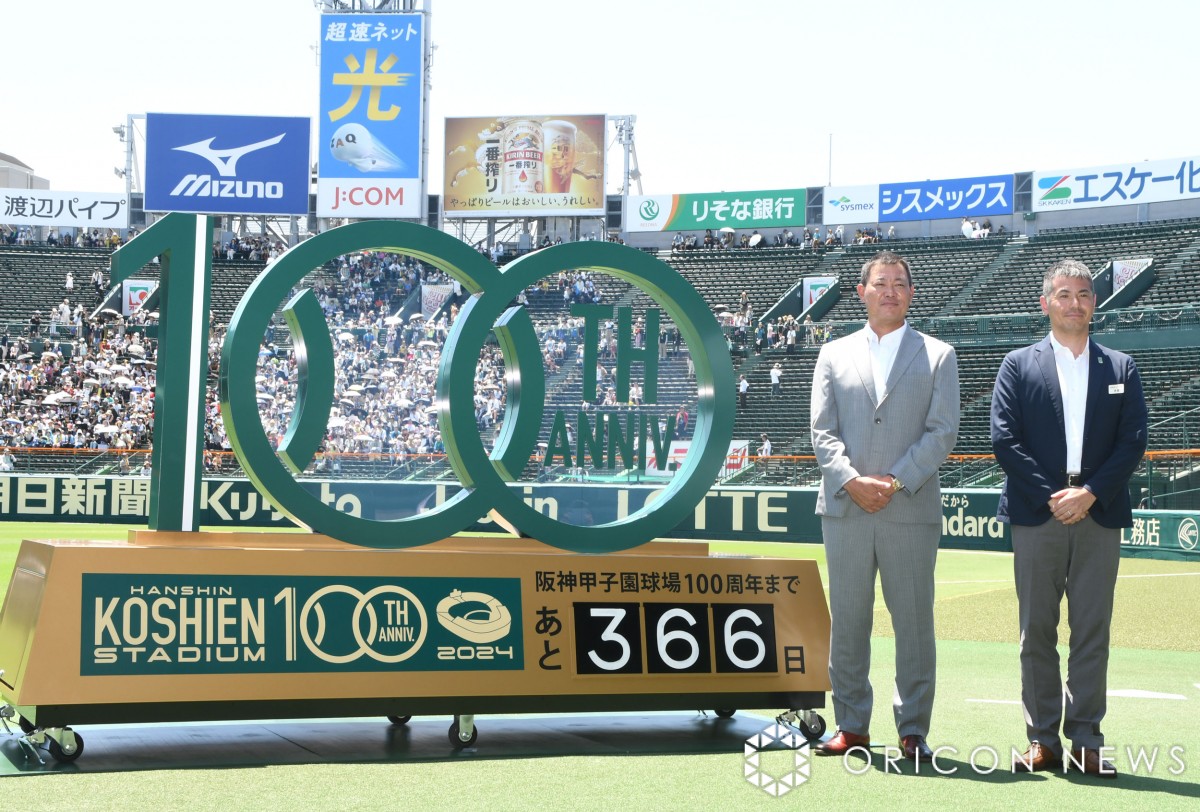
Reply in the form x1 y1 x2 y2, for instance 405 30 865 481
991 260 1146 777
810 251 960 760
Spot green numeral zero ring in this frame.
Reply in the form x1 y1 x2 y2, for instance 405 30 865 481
219 221 734 552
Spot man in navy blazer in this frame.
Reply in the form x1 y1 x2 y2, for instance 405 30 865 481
991 259 1147 778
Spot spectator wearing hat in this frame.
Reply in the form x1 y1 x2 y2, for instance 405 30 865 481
771 362 783 396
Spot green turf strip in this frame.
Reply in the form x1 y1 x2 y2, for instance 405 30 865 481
0 527 1197 808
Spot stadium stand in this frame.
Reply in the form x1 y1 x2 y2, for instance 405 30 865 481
2 218 1200 505
811 237 1012 322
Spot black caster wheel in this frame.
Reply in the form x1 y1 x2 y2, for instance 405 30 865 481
448 721 477 749
17 716 35 735
714 709 737 719
798 714 827 741
48 731 84 763
387 715 412 725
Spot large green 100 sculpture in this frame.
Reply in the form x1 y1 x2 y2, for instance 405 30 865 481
118 215 734 553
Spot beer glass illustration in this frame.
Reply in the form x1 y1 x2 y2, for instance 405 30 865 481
543 120 577 194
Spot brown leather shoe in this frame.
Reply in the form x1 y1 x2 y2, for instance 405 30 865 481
1069 747 1118 779
900 734 934 761
1013 742 1063 772
814 729 871 757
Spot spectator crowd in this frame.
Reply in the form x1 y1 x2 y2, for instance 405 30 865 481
0 225 731 480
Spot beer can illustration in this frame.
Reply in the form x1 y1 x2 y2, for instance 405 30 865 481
502 119 544 194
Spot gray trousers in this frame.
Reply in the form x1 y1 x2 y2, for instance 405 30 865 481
822 515 939 738
1011 516 1120 756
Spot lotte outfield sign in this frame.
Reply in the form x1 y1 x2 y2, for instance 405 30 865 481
111 214 735 552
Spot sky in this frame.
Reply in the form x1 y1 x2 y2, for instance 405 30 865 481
5 0 1200 198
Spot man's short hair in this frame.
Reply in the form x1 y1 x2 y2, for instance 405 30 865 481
1042 258 1093 297
860 251 912 285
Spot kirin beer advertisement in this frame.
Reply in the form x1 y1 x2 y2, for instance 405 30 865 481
443 115 606 217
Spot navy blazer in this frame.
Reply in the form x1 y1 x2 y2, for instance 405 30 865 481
990 336 1147 528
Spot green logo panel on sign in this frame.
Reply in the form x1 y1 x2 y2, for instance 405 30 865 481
81 573 523 675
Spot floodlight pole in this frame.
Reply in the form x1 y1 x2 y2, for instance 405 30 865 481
124 114 135 200
115 113 142 235
613 115 639 236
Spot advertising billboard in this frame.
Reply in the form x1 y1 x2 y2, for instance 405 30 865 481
1033 156 1200 212
1113 257 1153 293
823 184 881 225
317 12 424 219
443 115 606 217
801 277 838 308
879 174 1013 223
1 188 129 230
121 280 156 316
144 113 311 215
627 189 805 232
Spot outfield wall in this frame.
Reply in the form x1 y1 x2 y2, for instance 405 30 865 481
2 476 1194 562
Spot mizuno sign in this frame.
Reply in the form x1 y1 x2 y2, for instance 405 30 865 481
145 113 311 216
168 176 285 199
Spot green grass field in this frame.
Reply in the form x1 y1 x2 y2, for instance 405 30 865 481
1 524 1198 810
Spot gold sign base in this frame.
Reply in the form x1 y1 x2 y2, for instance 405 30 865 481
0 533 830 738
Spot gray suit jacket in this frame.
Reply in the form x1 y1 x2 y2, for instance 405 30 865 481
811 325 960 522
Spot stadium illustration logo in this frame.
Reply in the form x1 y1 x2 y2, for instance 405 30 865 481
1037 175 1073 203
639 199 661 220
1178 517 1198 551
437 589 512 643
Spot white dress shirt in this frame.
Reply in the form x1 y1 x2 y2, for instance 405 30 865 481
1050 333 1089 474
865 322 908 401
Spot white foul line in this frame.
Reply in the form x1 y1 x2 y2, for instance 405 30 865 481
965 699 1021 705
1107 689 1188 700
970 691 1189 704
941 571 1200 586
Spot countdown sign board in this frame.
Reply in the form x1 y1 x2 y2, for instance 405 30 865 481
0 537 830 725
